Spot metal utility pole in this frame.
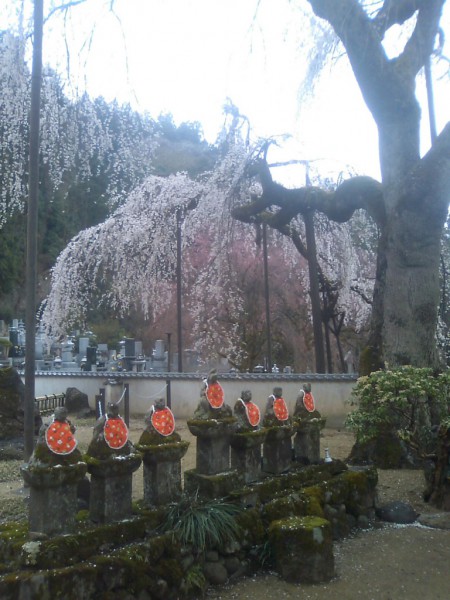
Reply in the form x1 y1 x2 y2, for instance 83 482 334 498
24 0 44 461
176 209 183 372
262 223 273 373
166 332 172 408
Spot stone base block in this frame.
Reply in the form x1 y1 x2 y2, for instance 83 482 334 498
231 445 262 483
195 436 230 475
28 483 79 535
294 423 321 464
184 469 242 500
262 436 292 474
143 460 183 506
269 516 335 583
87 454 141 523
89 473 134 523
21 462 87 536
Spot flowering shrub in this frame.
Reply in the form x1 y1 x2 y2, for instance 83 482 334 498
346 367 450 457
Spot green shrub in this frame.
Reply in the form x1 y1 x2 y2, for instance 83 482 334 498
346 367 450 457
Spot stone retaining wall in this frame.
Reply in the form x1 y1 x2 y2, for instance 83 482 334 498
0 460 377 599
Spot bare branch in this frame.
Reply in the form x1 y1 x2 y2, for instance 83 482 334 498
308 0 444 125
372 0 425 36
45 0 89 24
395 0 446 79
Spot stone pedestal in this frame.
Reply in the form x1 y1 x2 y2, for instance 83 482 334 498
138 441 189 506
262 425 293 475
21 462 87 535
186 418 239 499
293 419 324 465
184 468 241 499
87 452 142 523
269 516 335 583
187 418 237 475
230 429 267 483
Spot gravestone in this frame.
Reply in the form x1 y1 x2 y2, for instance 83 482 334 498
0 366 41 439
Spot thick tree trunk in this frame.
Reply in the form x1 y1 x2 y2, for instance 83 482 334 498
368 120 450 370
307 0 449 372
382 204 443 367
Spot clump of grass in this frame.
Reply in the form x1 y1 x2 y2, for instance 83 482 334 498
161 491 242 551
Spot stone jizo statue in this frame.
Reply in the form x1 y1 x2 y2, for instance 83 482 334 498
234 389 261 431
89 401 130 455
144 397 176 437
294 383 322 421
194 368 232 419
264 386 290 426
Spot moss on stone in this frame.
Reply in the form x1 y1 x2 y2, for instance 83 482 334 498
137 439 189 462
85 437 131 460
32 442 83 466
137 430 181 446
0 522 28 565
269 515 332 552
187 417 236 429
235 507 265 546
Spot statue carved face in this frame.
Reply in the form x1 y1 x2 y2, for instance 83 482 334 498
273 387 282 398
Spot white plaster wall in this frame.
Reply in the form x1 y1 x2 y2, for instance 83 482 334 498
31 373 357 428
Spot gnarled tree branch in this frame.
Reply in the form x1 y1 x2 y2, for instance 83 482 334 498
233 159 384 228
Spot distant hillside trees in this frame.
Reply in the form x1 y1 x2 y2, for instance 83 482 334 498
0 32 216 320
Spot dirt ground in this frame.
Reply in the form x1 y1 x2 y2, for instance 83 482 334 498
1 416 450 599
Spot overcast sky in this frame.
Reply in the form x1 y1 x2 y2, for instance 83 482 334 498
2 0 450 184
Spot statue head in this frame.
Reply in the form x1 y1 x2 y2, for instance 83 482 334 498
303 382 312 393
107 401 120 417
207 368 218 384
241 389 252 403
54 406 68 421
154 398 165 411
273 386 282 398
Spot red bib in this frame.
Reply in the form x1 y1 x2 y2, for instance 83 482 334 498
151 406 175 436
45 421 77 455
104 416 128 449
273 397 289 421
240 399 260 427
206 381 224 409
303 391 316 412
